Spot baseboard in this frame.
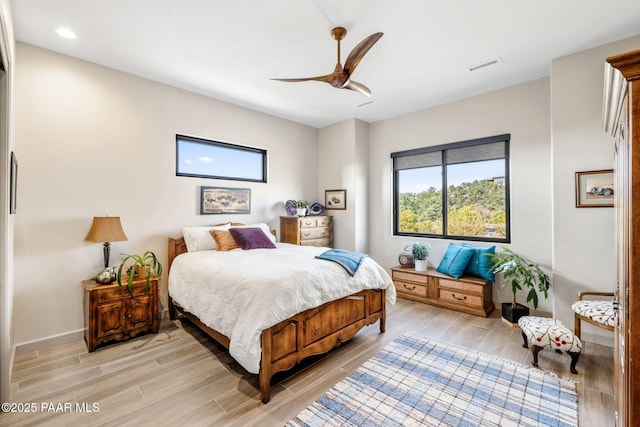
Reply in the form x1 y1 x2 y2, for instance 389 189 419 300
15 328 84 356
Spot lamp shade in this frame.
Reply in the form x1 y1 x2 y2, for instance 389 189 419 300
84 216 128 243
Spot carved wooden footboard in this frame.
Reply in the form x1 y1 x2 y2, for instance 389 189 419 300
167 234 386 403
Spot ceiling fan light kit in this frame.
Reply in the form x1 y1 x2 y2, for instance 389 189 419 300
272 26 383 97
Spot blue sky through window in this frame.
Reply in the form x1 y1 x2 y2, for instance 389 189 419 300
177 139 264 181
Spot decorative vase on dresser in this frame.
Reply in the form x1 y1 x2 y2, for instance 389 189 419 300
280 215 333 247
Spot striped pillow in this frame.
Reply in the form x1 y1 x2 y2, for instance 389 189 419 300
210 229 239 251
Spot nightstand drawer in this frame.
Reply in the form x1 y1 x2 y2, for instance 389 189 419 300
97 284 148 302
300 227 330 240
438 289 482 307
394 280 427 297
392 269 428 284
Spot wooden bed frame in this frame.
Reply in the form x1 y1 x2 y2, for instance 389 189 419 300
166 230 386 403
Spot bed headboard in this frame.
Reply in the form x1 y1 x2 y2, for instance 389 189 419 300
167 223 277 270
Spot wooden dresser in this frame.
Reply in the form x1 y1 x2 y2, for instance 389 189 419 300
83 277 159 352
390 266 494 317
280 215 333 247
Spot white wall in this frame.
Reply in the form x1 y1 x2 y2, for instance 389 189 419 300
317 118 369 252
13 43 318 347
368 78 554 313
551 35 640 345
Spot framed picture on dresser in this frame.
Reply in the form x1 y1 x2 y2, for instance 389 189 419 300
325 189 346 210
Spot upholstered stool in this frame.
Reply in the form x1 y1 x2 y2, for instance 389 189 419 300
518 316 582 374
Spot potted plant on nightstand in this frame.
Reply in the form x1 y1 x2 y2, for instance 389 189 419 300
291 200 309 216
117 251 162 295
412 242 431 271
487 247 551 325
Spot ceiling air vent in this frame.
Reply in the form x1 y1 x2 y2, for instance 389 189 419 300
357 100 375 108
468 57 503 72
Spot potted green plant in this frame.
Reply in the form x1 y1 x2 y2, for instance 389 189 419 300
291 200 309 216
117 251 162 295
412 242 431 271
487 247 551 325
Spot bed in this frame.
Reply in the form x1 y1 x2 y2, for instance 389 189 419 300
167 223 395 403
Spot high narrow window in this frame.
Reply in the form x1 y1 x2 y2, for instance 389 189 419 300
392 134 510 242
176 134 267 183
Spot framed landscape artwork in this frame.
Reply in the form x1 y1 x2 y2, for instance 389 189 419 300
575 169 614 208
200 186 251 214
325 189 346 210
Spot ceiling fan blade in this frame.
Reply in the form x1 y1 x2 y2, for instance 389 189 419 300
342 80 372 97
343 32 383 75
271 74 334 83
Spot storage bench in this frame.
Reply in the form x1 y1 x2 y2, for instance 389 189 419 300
390 266 494 317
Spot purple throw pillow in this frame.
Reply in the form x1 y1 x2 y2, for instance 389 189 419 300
229 227 276 250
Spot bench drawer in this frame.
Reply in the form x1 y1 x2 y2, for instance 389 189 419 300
438 289 483 307
394 280 427 297
392 270 428 284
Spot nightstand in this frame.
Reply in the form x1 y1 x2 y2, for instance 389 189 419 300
83 277 159 352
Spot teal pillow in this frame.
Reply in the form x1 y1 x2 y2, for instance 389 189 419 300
436 244 474 279
463 244 496 282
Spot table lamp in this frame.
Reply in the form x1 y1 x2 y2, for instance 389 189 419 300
84 216 128 268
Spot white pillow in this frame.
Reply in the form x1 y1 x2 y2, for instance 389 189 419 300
230 222 276 243
182 223 231 252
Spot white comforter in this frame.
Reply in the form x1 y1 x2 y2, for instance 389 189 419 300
168 243 396 374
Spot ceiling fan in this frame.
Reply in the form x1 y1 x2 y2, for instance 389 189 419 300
272 27 383 97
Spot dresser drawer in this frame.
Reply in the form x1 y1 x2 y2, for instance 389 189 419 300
439 278 485 293
300 217 318 228
300 227 330 240
394 280 427 297
438 289 483 307
300 238 331 247
316 216 331 227
392 270 428 284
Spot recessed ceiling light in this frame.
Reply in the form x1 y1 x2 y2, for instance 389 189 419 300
55 28 76 39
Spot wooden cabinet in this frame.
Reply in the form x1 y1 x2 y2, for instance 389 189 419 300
390 266 494 317
280 216 333 247
83 277 159 352
603 48 640 427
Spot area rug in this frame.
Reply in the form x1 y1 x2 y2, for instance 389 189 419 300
287 332 578 427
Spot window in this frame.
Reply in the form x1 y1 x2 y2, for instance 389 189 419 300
176 134 267 183
392 134 510 242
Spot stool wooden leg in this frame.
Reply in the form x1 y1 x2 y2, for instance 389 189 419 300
574 314 581 339
521 331 529 348
531 346 543 368
567 351 580 374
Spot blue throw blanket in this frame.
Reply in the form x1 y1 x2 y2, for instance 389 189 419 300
315 249 368 277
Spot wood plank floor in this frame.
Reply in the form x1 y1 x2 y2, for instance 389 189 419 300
1 299 614 426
